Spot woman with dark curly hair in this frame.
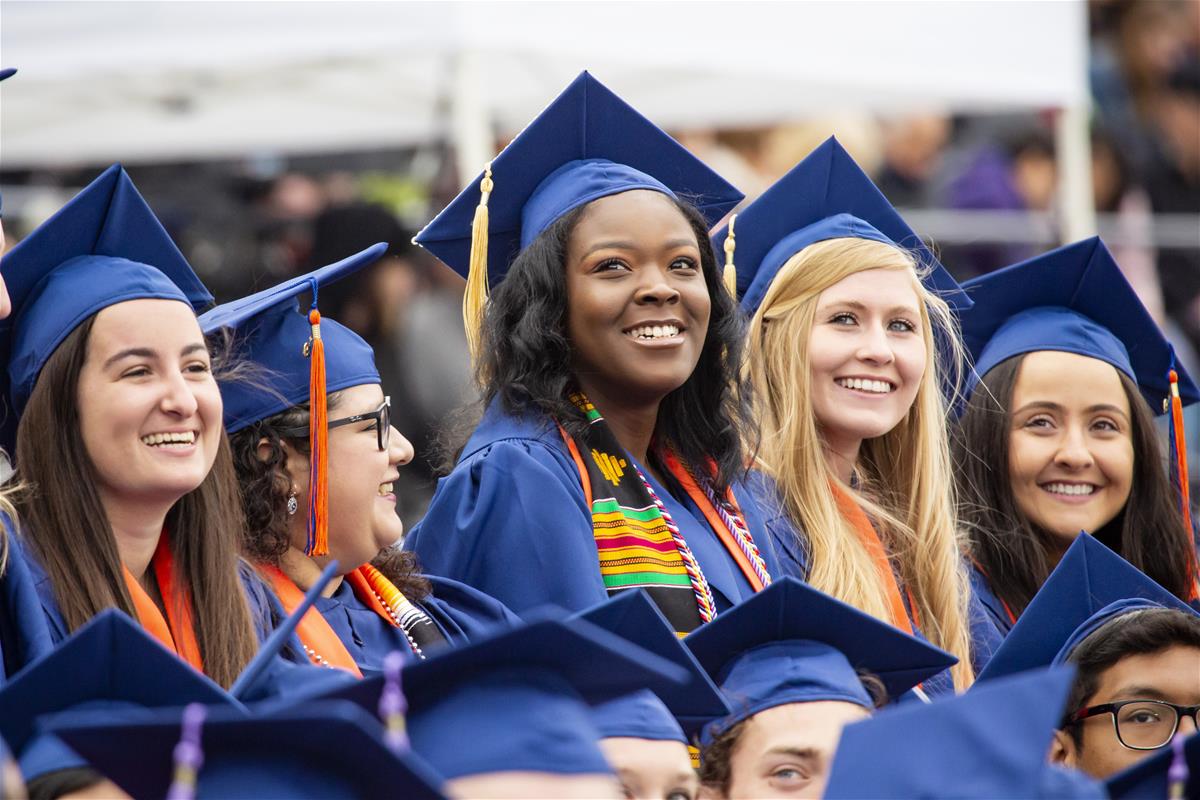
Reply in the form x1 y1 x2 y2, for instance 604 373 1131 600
403 72 779 632
205 247 514 676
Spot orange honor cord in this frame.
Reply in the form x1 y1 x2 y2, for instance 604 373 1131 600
830 481 915 636
1169 371 1193 534
306 282 329 557
122 532 204 672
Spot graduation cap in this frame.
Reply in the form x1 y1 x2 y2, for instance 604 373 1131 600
571 590 731 743
0 164 212 452
0 69 14 81
961 237 1199 412
959 237 1200 530
711 137 971 316
47 701 447 800
0 610 241 782
976 535 1197 684
414 70 743 361
824 665 1104 799
682 577 957 744
199 246 387 556
1106 728 1200 800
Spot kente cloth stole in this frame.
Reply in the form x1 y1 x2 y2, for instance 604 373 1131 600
259 563 362 677
829 481 918 635
344 564 446 658
121 531 204 672
559 393 770 636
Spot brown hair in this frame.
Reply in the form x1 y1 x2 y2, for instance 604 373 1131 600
954 355 1197 617
1061 607 1200 747
13 315 258 689
227 394 429 599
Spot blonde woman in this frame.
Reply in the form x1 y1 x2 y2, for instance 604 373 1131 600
716 138 994 694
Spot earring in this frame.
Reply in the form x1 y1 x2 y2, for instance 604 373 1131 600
287 490 298 516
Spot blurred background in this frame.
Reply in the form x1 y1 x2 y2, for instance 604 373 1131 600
2 0 1198 524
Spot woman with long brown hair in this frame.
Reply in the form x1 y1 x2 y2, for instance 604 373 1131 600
953 238 1200 635
0 165 260 689
724 138 981 693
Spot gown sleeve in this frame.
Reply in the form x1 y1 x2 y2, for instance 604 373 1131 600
743 471 810 580
0 518 55 679
404 439 609 616
421 575 521 642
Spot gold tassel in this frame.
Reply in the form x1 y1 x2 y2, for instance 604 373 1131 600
722 214 738 297
463 163 494 365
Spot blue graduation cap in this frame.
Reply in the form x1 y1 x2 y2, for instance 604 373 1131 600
572 590 731 743
0 69 14 82
0 610 241 782
683 577 957 744
48 701 447 800
712 137 971 316
961 237 1200 412
198 244 386 434
0 164 212 452
414 71 743 359
1106 728 1200 800
824 665 1104 799
976 535 1197 683
200 247 386 558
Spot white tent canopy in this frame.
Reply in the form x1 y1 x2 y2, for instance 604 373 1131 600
1 1 1088 168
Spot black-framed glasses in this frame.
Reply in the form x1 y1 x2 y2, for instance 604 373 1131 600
1068 700 1200 750
278 396 391 451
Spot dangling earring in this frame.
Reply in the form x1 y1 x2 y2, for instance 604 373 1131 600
287 489 299 516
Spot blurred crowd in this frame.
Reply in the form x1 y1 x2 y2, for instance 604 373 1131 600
1 0 1197 519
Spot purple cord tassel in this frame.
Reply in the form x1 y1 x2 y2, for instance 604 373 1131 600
379 650 409 753
166 703 207 800
1168 733 1189 800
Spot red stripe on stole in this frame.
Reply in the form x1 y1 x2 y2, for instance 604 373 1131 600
596 534 677 552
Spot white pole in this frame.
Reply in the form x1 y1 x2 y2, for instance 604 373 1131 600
1056 1 1096 243
450 49 492 187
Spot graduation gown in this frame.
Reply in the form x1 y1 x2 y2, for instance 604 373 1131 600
311 573 518 676
0 517 54 681
744 471 1004 694
405 400 782 617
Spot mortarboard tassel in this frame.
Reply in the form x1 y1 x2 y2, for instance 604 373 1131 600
1168 731 1188 800
463 163 494 365
722 214 737 297
379 650 409 754
1168 369 1193 535
305 280 330 557
166 703 207 800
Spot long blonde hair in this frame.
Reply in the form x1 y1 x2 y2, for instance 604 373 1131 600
747 237 974 689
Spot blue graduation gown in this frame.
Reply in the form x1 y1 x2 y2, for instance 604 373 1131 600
313 574 518 676
0 518 54 681
405 400 782 617
744 471 1007 694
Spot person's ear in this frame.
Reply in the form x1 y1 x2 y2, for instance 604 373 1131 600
1050 728 1079 768
255 436 273 463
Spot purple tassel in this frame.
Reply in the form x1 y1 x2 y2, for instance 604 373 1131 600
166 703 207 800
379 650 409 753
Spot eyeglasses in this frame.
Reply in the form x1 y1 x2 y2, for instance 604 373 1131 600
278 396 391 452
1069 700 1200 751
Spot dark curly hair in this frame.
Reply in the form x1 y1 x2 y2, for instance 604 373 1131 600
228 392 429 599
470 194 755 492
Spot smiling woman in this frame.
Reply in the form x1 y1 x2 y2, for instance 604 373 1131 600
0 166 260 704
953 238 1200 634
404 72 779 641
205 250 516 677
722 138 978 693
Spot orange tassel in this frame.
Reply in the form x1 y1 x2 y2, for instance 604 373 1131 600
1170 370 1193 535
307 307 329 557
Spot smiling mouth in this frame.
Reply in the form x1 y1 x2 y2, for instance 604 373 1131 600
140 431 197 448
623 323 683 340
835 377 895 394
378 482 395 497
1040 482 1098 497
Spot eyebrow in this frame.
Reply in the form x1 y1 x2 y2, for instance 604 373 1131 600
1013 400 1131 420
103 342 208 370
819 299 919 317
764 746 822 762
581 238 699 259
1109 686 1173 702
